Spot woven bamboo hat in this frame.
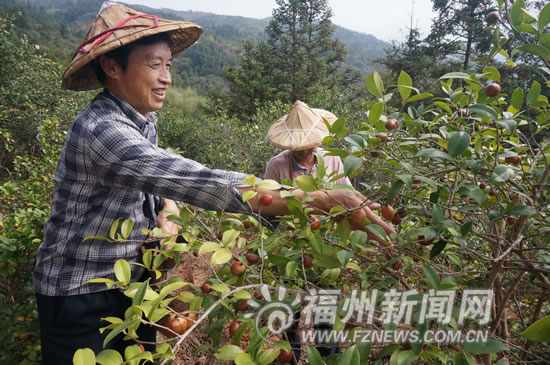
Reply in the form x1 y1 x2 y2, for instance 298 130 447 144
267 101 338 151
61 2 203 91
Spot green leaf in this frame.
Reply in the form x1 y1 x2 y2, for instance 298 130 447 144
491 165 514 183
73 348 96 365
430 240 448 259
211 283 230 294
496 119 517 134
114 259 131 285
461 221 473 236
539 3 550 30
510 0 526 26
526 81 542 106
515 45 550 60
241 190 257 202
233 290 251 300
310 234 324 254
102 319 140 348
447 132 471 157
520 315 550 342
387 180 405 203
341 345 360 365
235 353 256 365
405 93 432 103
214 345 244 361
199 241 219 255
132 280 148 306
331 117 347 138
506 205 537 216
467 104 498 120
210 248 233 265
351 230 367 249
95 349 124 365
422 264 440 289
295 175 318 192
257 179 281 190
398 70 413 100
285 261 298 277
366 72 384 99
109 218 120 240
336 250 353 266
511 88 524 110
415 148 452 160
432 204 444 223
482 66 500 82
343 155 363 176
462 338 508 354
306 345 323 365
369 102 385 124
256 348 281 365
439 72 471 79
120 219 134 240
222 229 240 245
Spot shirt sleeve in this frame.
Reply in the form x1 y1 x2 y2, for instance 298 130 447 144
264 157 282 182
88 120 252 214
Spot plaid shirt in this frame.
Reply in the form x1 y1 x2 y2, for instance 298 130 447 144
34 90 252 296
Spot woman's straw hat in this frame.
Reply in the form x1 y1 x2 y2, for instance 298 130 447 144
267 101 338 151
62 2 203 91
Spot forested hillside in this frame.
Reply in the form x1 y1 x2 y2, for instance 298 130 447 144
1 0 389 92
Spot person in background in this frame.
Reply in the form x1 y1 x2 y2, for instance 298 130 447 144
264 101 351 186
33 3 395 364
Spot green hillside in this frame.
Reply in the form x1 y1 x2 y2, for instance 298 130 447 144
0 0 389 91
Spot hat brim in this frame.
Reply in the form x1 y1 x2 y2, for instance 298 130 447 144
267 103 338 151
62 9 203 91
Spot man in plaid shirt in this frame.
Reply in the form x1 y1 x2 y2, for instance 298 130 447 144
33 3 395 364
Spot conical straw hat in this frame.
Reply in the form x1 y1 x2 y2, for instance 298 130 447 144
267 101 338 151
62 2 203 91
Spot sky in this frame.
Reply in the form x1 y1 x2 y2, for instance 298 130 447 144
120 0 437 43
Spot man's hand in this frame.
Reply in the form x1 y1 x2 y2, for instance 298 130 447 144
156 199 180 250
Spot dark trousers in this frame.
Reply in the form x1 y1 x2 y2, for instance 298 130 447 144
36 289 156 364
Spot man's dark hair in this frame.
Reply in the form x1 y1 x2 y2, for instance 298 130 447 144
94 32 173 83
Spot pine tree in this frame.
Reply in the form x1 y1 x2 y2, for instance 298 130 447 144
224 0 356 117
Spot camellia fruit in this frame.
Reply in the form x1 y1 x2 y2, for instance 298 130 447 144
370 151 381 157
391 214 402 225
381 205 395 221
303 255 313 269
375 133 389 142
310 216 321 230
237 301 249 312
505 155 522 165
484 83 501 97
231 261 246 276
245 253 259 264
260 193 273 206
229 321 241 337
201 283 211 294
277 349 293 364
479 182 487 189
165 314 188 335
486 11 500 25
385 119 398 130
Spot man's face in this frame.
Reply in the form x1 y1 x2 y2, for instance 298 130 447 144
293 148 315 162
114 42 172 116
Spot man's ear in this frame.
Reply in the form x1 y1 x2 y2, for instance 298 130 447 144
98 55 122 80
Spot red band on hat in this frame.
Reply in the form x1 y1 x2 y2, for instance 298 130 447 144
73 14 160 59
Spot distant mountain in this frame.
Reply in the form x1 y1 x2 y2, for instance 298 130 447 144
1 0 390 91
